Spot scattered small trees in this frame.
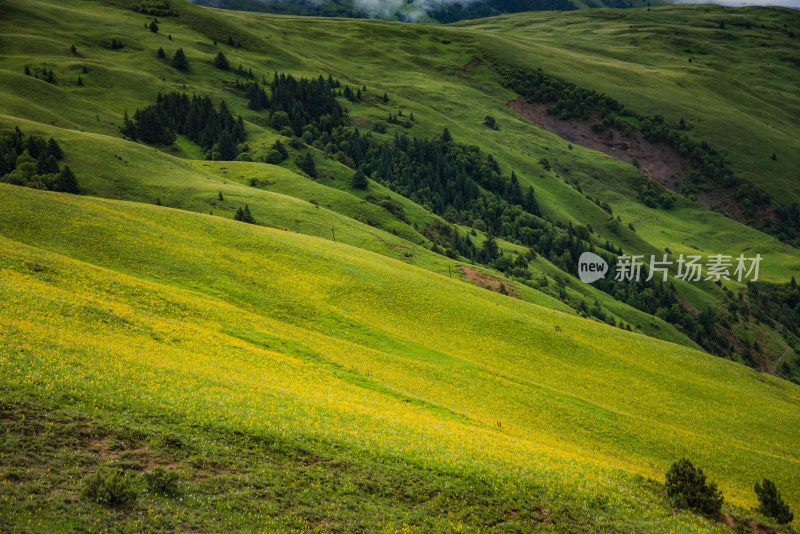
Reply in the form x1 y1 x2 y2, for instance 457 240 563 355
233 204 255 224
755 479 793 524
665 458 724 518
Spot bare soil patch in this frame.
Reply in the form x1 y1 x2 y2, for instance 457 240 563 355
457 265 517 298
506 97 777 225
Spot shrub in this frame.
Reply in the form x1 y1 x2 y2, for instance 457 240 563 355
755 478 793 524
81 469 138 507
144 468 180 497
265 150 283 164
665 458 724 518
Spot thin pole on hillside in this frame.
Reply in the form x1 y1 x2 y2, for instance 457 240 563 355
331 227 336 242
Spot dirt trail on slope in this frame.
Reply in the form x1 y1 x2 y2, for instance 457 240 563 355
455 59 486 76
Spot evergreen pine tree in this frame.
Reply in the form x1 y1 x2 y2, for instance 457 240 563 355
271 140 288 161
523 186 540 216
213 51 229 70
482 234 499 262
242 204 255 223
55 165 79 194
171 48 188 71
508 171 523 205
296 152 316 178
440 128 452 143
46 138 64 159
351 168 368 189
38 154 60 175
77 75 83 86
216 129 236 160
70 44 77 54
755 479 794 524
157 47 165 59
149 20 159 33
24 65 31 76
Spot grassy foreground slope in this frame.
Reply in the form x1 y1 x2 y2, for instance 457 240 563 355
1 184 799 531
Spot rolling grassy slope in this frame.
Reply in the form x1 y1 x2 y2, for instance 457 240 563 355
1 0 800 530
1 183 799 532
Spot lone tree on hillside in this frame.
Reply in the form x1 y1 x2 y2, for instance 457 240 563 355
213 51 229 70
351 168 368 189
484 115 498 130
149 20 159 33
157 47 165 59
171 48 188 71
755 479 793 524
295 152 316 178
665 459 724 518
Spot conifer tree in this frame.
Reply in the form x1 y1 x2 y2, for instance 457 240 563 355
215 129 236 161
171 48 188 71
55 165 79 194
351 168 368 189
213 51 229 70
149 20 159 33
46 138 64 159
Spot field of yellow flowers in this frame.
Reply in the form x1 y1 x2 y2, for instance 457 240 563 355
1 184 798 531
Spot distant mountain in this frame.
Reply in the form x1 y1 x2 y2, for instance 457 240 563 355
188 0 652 23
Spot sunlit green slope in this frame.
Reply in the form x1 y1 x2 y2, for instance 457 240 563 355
1 184 798 531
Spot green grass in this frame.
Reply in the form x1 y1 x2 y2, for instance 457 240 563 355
1 184 798 532
1 0 800 530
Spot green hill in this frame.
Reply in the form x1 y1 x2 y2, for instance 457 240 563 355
1 0 799 531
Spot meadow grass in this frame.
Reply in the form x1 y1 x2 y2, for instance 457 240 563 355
1 0 800 529
0 184 797 532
